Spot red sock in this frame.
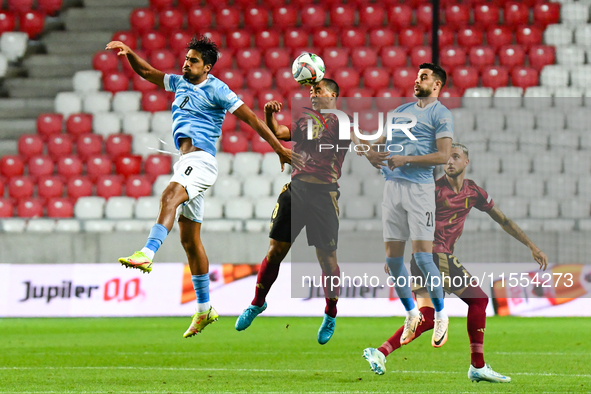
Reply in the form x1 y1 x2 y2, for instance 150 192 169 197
378 307 435 357
460 286 488 369
252 257 280 307
323 265 340 318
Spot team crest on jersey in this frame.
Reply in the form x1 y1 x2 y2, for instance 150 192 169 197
303 107 329 140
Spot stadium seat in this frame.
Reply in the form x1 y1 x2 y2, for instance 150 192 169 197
54 92 82 118
504 2 529 27
250 135 274 154
358 5 385 28
102 71 129 94
510 67 538 89
528 45 555 72
142 91 169 112
561 3 589 25
16 198 43 218
125 175 151 198
351 47 378 70
473 3 499 27
263 48 290 72
516 25 543 49
0 155 24 179
74 196 105 219
415 4 432 29
66 175 93 201
111 31 137 50
533 155 563 175
0 198 14 217
28 155 54 180
484 175 514 197
300 5 327 29
36 113 63 141
444 3 470 28
236 48 262 70
451 66 479 91
37 175 63 201
96 175 123 199
575 25 591 48
225 198 253 220
380 46 407 69
221 132 248 154
257 89 284 109
272 5 297 27
105 134 132 158
213 176 241 200
232 152 262 177
217 70 244 91
322 47 349 70
215 7 240 31
487 26 512 51
440 46 467 71
496 197 528 219
93 112 121 137
130 8 155 34
544 24 573 47
368 28 394 49
433 26 455 48
549 132 579 153
481 66 509 90
86 155 113 182
243 176 272 199
150 0 173 10
332 68 360 92
554 88 583 109
253 197 275 220
135 196 159 219
392 67 416 91
66 113 93 138
226 30 251 50
149 49 175 71
536 109 565 133
469 153 500 175
8 176 34 200
533 2 560 27
144 154 171 182
329 4 355 28
233 89 255 109
187 7 212 31
168 30 192 54
130 132 159 157
244 6 269 31
158 9 183 35
363 68 389 91
540 65 569 88
340 27 367 48
547 175 577 200
398 27 423 48
282 28 309 51
476 109 505 133
47 134 73 159
122 112 151 135
18 134 43 160
514 176 545 199
140 30 166 53
83 92 112 115
519 131 549 153
45 198 72 218
0 11 16 35
457 27 484 48
387 4 412 31
560 199 590 219
570 66 591 90
530 199 559 219
92 50 118 73
36 0 61 15
57 155 83 179
0 31 27 61
313 28 338 49
114 154 142 177
497 45 525 68
255 30 280 50
19 11 44 39
246 69 273 91
556 46 584 67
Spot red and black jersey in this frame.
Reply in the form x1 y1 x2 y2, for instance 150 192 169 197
434 176 495 254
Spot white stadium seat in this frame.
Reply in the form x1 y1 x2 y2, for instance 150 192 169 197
505 109 534 131
243 176 272 199
213 176 241 200
462 88 493 110
202 220 240 232
542 219 575 232
135 196 159 219
561 3 590 25
536 109 565 131
26 219 56 232
232 152 261 177
260 152 281 175
457 131 488 153
575 24 591 46
489 133 518 153
84 220 115 232
501 154 531 175
564 153 591 175
543 24 573 46
484 175 514 197
73 70 102 93
546 175 577 199
350 155 378 177
468 153 500 175
513 219 542 232
566 108 591 132
496 197 528 219
132 132 161 157
556 45 585 66
0 53 8 78
475 109 505 132
115 220 146 231
216 152 233 176
151 111 173 133
578 177 591 199
523 87 553 109
225 198 253 219
533 155 563 175
203 198 223 220
519 132 548 153
254 197 277 219
355 219 382 231
244 220 268 232
152 174 169 196
338 175 362 200
123 111 152 135
560 199 590 219
344 197 374 219
362 176 383 198
1 219 26 232
74 197 106 219
92 112 121 136
55 92 82 118
0 32 28 61
540 65 569 88
570 65 591 89
112 91 142 114
450 108 475 132
105 196 135 219
55 219 82 232
492 87 523 109
272 175 290 195
339 219 356 231
549 132 579 153
515 176 545 198
581 133 591 150
530 199 559 219
83 91 112 114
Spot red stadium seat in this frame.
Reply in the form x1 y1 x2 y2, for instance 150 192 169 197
222 114 237 132
47 134 73 159
392 67 417 91
272 6 298 28
246 68 273 92
1 155 25 178
132 73 158 93
18 134 44 160
178 0 200 10
511 66 539 89
369 28 395 49
19 11 44 39
86 155 113 182
381 46 408 69
57 155 83 179
444 4 470 28
130 8 155 34
125 175 152 198
234 89 255 109
215 7 240 31
440 46 467 71
457 27 484 48
236 48 262 70
250 135 274 154
283 28 309 51
102 71 130 94
141 30 166 53
431 26 454 47
105 134 132 158
96 175 123 199
416 4 433 30
149 49 175 70
37 0 62 16
330 4 355 28
66 113 92 138
440 88 463 109
322 47 350 69
0 198 14 217
487 26 513 50
410 46 432 68
340 27 367 48
257 90 285 109
398 27 424 48
481 66 509 89
144 154 171 181
8 176 34 200
92 50 119 73
17 198 43 218
351 47 378 70
363 68 390 91
112 31 137 50
187 7 212 31
244 6 269 31
66 176 93 201
516 25 543 49
275 68 300 94
221 132 249 154
227 30 251 50
375 88 403 111
150 0 173 10
213 48 233 71
28 155 54 180
529 45 555 71
387 5 412 31
469 46 495 71
121 49 146 77
169 30 192 54
142 91 169 112
264 48 290 72
274 111 291 128
217 69 244 91
312 28 338 49
504 2 529 27
291 0 315 6
499 45 526 68
333 68 360 92
76 134 103 161
255 30 280 50
36 113 63 141
0 11 16 35
451 66 479 90
37 175 63 200
474 3 499 27
115 154 142 177
46 197 73 218
158 8 183 35
201 31 223 48
359 5 385 28
300 5 327 29
346 88 374 111
533 2 560 27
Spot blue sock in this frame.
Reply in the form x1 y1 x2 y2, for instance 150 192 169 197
414 252 444 312
191 274 210 312
386 257 416 312
144 223 168 254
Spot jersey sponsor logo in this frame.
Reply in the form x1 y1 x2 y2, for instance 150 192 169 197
226 92 238 101
439 118 452 124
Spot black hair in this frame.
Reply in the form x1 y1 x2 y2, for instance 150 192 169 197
187 35 219 71
319 78 339 97
418 63 447 88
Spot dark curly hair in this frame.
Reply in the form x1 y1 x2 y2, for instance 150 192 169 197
187 35 219 71
419 63 447 88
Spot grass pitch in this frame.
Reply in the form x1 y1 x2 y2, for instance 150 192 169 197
0 316 589 393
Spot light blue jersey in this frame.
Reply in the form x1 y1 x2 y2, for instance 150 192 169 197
381 100 454 184
164 73 244 156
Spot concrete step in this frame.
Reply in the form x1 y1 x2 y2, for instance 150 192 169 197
0 98 54 119
84 0 148 7
24 54 93 78
44 31 113 55
64 7 133 32
0 119 37 140
0 140 18 156
5 78 73 98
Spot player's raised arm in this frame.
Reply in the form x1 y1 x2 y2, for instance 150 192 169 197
105 41 165 89
487 206 548 270
264 100 291 141
388 136 452 170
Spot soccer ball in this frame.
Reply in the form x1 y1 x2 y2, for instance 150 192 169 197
292 52 325 86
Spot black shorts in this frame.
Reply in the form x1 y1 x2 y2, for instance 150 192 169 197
269 178 340 251
410 252 476 296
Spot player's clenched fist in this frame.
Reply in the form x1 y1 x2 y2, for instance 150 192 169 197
264 100 283 114
106 41 132 56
